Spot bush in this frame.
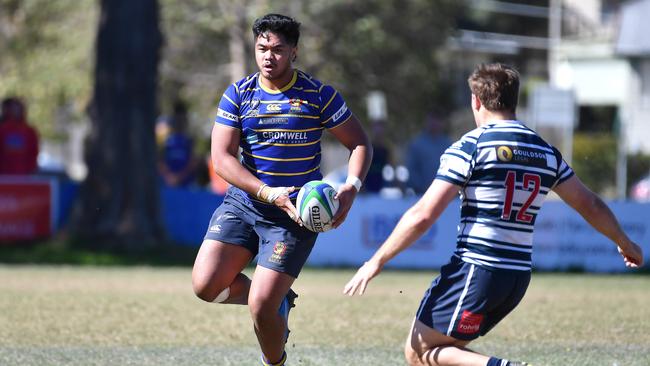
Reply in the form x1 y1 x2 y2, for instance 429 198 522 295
572 133 617 195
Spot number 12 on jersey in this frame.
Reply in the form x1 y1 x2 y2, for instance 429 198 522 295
501 170 541 223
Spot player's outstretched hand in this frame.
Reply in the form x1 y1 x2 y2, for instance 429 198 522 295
618 240 643 268
343 259 383 296
332 184 357 228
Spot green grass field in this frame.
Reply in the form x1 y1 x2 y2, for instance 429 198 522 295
0 265 648 366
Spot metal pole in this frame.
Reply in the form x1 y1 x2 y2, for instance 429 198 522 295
616 110 628 200
548 0 562 86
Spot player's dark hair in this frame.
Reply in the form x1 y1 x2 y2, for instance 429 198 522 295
252 13 300 47
467 63 520 113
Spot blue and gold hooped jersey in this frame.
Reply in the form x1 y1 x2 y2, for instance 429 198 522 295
215 70 352 201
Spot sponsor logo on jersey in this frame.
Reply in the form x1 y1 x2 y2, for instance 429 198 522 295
260 130 308 143
512 148 546 162
332 103 348 123
266 104 282 113
217 108 239 122
289 99 306 113
243 108 259 118
456 310 483 334
269 241 288 264
496 145 513 162
216 213 235 222
290 105 303 113
250 98 260 109
258 117 289 125
208 224 221 233
289 98 306 106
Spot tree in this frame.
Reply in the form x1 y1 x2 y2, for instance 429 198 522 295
158 0 459 144
0 0 96 136
69 0 164 251
306 0 459 140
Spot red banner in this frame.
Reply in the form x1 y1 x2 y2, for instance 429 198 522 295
0 180 52 241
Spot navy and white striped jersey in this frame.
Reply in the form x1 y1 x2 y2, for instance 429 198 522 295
436 120 574 271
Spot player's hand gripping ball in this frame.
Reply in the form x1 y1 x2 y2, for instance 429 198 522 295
296 180 339 232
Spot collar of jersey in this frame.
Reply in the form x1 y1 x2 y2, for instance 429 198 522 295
487 119 521 125
258 70 297 94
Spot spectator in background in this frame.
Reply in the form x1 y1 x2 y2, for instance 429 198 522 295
206 153 230 195
0 97 39 175
157 100 198 187
364 120 391 193
405 111 452 194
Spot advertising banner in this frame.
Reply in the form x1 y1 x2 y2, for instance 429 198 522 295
307 196 650 273
0 177 56 242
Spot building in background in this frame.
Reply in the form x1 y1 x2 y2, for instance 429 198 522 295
441 0 649 199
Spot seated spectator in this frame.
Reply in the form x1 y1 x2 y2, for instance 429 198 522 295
0 97 39 175
157 100 198 187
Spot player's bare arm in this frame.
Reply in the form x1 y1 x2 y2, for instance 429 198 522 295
553 175 643 267
211 123 300 222
327 115 373 228
343 179 460 296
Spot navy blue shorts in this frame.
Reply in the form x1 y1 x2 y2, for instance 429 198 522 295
416 256 531 341
204 187 318 278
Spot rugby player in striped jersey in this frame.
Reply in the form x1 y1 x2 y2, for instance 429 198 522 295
344 63 643 366
192 14 372 366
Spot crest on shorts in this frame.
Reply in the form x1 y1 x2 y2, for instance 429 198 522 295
269 241 288 264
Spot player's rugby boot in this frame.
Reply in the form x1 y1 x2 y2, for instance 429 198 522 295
278 289 298 343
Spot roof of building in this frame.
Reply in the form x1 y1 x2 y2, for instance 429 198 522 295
616 0 650 56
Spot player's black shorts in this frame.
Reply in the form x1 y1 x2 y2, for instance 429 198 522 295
416 255 531 341
204 187 318 278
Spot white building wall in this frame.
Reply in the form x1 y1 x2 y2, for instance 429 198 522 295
624 60 650 154
553 40 650 154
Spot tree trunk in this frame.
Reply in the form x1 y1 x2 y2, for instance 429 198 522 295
69 0 163 251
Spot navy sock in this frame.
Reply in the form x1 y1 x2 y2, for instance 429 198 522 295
487 357 506 366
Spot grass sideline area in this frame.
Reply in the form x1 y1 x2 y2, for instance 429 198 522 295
0 240 199 266
0 265 648 366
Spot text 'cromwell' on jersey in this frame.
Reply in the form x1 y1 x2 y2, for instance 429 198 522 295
259 130 309 144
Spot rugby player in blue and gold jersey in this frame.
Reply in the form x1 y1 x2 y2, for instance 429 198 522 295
344 63 643 366
191 13 372 366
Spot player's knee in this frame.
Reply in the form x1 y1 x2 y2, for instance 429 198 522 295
192 284 215 302
248 295 275 322
192 279 228 303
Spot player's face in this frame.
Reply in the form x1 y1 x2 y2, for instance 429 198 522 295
255 31 296 83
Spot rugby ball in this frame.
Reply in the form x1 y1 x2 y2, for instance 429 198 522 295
296 180 339 232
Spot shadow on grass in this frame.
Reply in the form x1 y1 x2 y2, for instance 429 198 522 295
0 239 199 267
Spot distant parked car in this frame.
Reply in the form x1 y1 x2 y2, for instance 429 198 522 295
630 173 650 201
